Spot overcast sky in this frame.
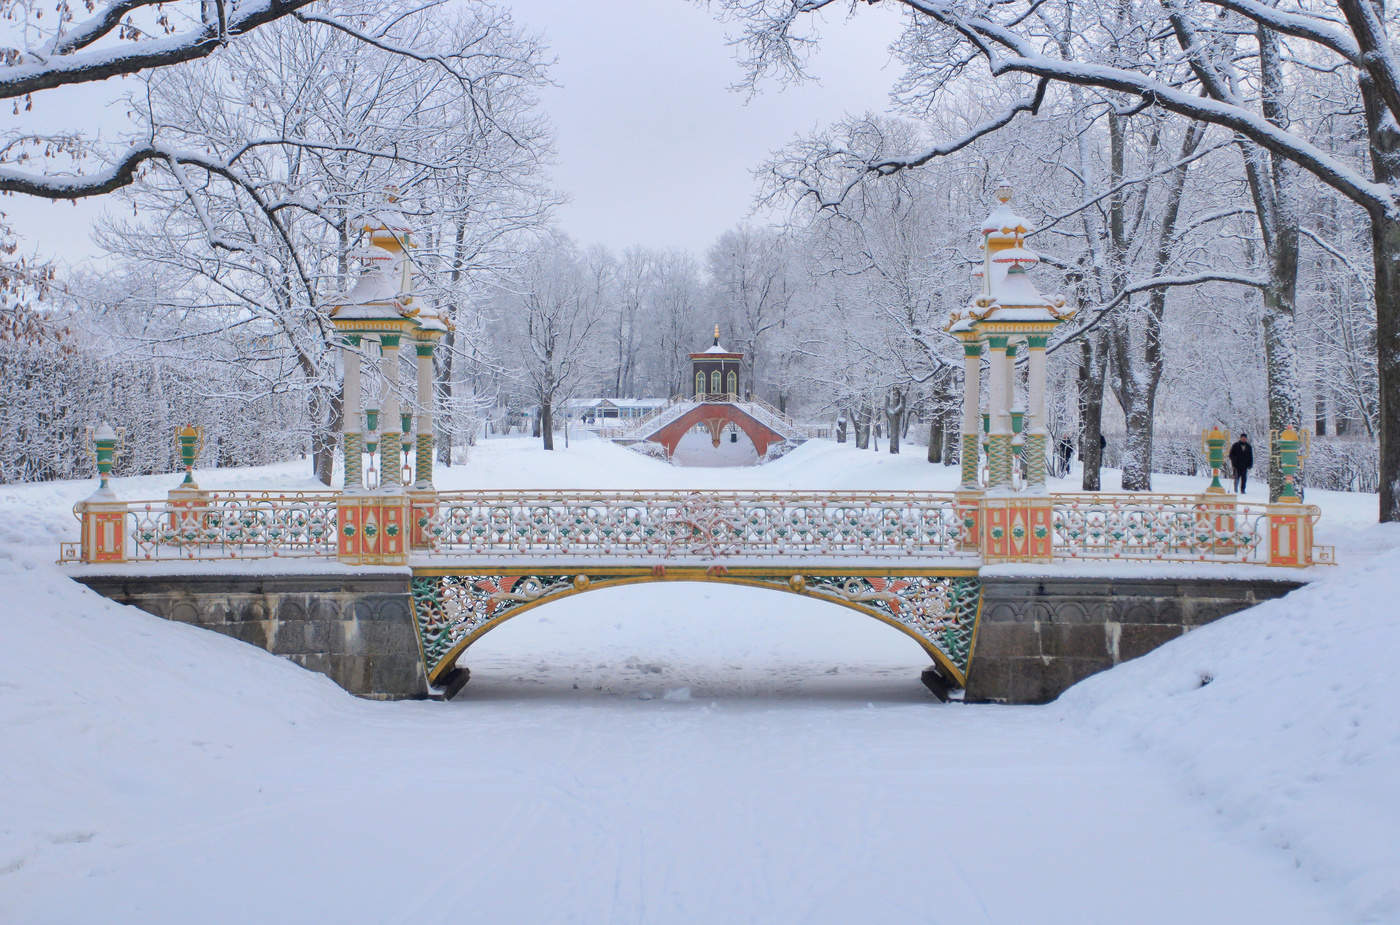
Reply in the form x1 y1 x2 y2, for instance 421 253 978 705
516 0 904 253
7 1 905 266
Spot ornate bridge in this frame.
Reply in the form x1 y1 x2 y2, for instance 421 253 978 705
55 189 1335 703
61 486 1330 697
612 395 812 460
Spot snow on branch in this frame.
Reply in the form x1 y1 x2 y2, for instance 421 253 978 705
766 81 1048 214
1048 272 1269 354
1033 138 1235 239
0 144 165 198
1335 0 1400 127
896 0 1392 212
1 0 317 100
1197 0 1361 64
869 78 1049 174
45 0 172 57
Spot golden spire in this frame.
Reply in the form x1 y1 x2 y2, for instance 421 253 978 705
713 323 720 346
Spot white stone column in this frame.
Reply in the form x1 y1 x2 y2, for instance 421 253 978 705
959 339 982 490
414 339 435 488
379 334 403 489
1025 335 1049 491
986 337 1014 491
1004 340 1019 426
341 336 363 490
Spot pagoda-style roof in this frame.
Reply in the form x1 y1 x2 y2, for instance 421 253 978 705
329 188 449 335
329 262 414 330
946 183 1073 332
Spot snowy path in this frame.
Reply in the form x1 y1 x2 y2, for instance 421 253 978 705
2 437 1395 923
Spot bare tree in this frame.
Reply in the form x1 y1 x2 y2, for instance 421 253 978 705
501 237 609 450
719 0 1400 520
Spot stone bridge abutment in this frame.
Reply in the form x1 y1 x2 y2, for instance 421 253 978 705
73 569 1301 704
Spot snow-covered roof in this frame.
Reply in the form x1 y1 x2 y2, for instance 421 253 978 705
567 397 668 410
991 246 1038 267
981 200 1031 239
992 265 1057 310
339 265 400 306
946 184 1073 332
411 302 451 334
702 343 730 354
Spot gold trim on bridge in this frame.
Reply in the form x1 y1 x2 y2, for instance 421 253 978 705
411 565 985 690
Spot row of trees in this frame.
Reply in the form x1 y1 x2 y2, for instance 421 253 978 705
0 0 1388 514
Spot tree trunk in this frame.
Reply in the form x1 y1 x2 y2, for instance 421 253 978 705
928 417 943 464
942 418 959 466
1078 334 1107 491
311 388 340 487
1360 63 1400 520
437 330 454 466
853 405 870 449
835 415 847 443
540 400 554 450
1371 212 1400 520
1260 289 1302 501
438 220 468 466
885 388 905 455
1119 386 1156 491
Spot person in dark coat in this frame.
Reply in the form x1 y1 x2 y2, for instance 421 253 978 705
1228 433 1254 493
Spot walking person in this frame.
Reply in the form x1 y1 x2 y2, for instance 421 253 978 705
1228 433 1254 494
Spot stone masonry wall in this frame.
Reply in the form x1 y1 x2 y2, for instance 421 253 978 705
73 570 1304 705
966 574 1303 703
75 572 428 700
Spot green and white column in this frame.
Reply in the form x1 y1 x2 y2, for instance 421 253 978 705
1024 334 1048 492
985 336 1014 491
379 334 402 489
959 339 982 489
342 335 363 490
414 339 435 489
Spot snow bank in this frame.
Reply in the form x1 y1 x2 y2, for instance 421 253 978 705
1058 523 1400 923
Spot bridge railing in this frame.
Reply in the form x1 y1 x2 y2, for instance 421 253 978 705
738 395 808 435
420 490 974 560
59 488 1330 568
1048 492 1326 565
60 490 340 562
613 394 819 443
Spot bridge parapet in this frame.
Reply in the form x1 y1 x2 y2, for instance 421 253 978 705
60 489 1333 569
419 490 971 562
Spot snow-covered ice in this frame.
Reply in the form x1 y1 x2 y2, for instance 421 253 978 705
2 436 1396 923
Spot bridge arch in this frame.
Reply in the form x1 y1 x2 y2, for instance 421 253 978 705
411 566 982 692
647 403 786 458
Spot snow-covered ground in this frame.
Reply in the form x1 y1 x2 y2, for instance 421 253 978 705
3 436 1396 923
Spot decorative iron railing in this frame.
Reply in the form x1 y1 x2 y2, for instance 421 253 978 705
420 490 973 561
58 489 1330 568
1049 492 1315 564
62 490 340 562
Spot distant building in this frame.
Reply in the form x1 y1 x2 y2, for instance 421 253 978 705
566 397 668 423
690 324 743 399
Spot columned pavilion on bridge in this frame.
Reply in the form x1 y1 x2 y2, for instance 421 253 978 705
327 192 451 564
947 182 1074 558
